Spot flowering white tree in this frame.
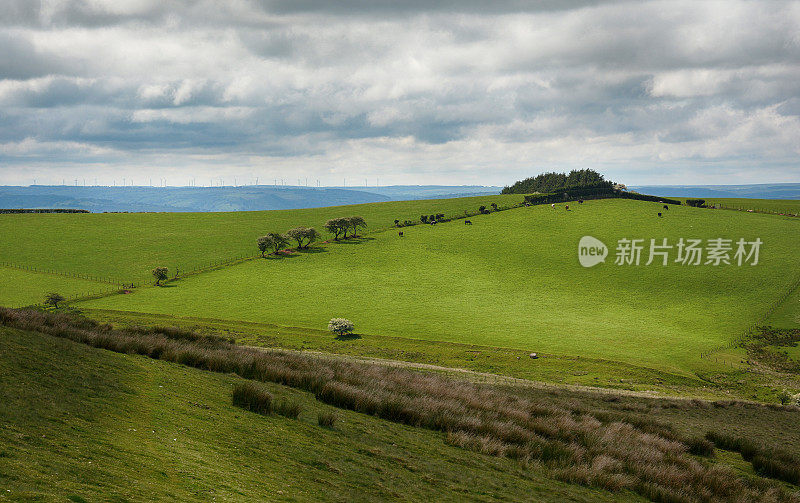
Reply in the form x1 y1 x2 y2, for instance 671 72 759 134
328 318 354 336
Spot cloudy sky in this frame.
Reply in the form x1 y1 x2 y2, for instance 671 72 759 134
1 0 799 187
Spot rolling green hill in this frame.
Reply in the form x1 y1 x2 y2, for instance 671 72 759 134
0 194 522 290
78 199 800 375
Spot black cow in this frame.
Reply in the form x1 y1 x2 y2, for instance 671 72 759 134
465 220 472 225
663 205 669 210
658 212 662 217
398 231 404 237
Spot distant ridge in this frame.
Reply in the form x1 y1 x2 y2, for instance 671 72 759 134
629 183 800 200
0 185 500 213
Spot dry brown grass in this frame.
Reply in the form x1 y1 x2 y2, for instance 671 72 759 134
2 307 798 503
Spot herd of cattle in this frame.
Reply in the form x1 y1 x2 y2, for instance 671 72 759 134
398 201 673 236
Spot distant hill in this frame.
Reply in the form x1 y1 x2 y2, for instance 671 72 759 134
629 183 800 200
0 185 500 213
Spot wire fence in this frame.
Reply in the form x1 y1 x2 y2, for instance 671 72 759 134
0 261 130 286
714 203 800 218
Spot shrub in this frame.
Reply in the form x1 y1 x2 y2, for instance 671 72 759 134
232 382 273 414
328 318 354 337
318 411 337 428
778 390 792 405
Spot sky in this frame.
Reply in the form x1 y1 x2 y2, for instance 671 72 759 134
0 0 799 187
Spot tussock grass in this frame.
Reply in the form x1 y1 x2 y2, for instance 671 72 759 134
318 411 337 428
2 307 797 503
274 399 302 419
707 430 800 485
232 382 273 414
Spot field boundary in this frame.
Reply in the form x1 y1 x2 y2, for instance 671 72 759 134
700 272 800 360
714 203 800 218
1 261 130 286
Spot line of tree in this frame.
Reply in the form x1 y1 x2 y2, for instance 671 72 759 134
323 216 366 240
502 169 612 194
522 187 681 206
256 227 318 256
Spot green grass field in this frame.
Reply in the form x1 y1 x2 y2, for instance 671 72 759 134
0 267 117 308
78 199 800 375
0 325 636 502
0 194 522 287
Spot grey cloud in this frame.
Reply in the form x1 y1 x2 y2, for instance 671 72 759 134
0 33 65 79
0 0 798 185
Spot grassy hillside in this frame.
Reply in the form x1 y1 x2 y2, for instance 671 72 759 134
0 194 522 289
3 311 799 502
0 325 632 502
79 199 800 374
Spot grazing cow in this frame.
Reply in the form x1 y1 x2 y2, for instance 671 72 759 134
398 231 404 237
663 205 669 210
578 199 584 204
658 212 662 217
565 205 569 211
430 220 437 225
551 203 555 209
465 220 472 225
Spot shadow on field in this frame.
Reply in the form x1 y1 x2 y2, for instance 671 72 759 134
335 237 375 245
335 333 362 341
296 246 328 254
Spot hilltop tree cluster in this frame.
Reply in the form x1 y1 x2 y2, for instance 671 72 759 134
502 169 612 194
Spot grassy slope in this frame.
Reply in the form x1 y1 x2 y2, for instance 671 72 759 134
0 326 632 503
80 199 800 375
769 286 800 329
0 194 522 287
0 268 116 308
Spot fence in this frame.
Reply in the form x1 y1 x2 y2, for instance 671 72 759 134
714 203 800 218
0 261 131 287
